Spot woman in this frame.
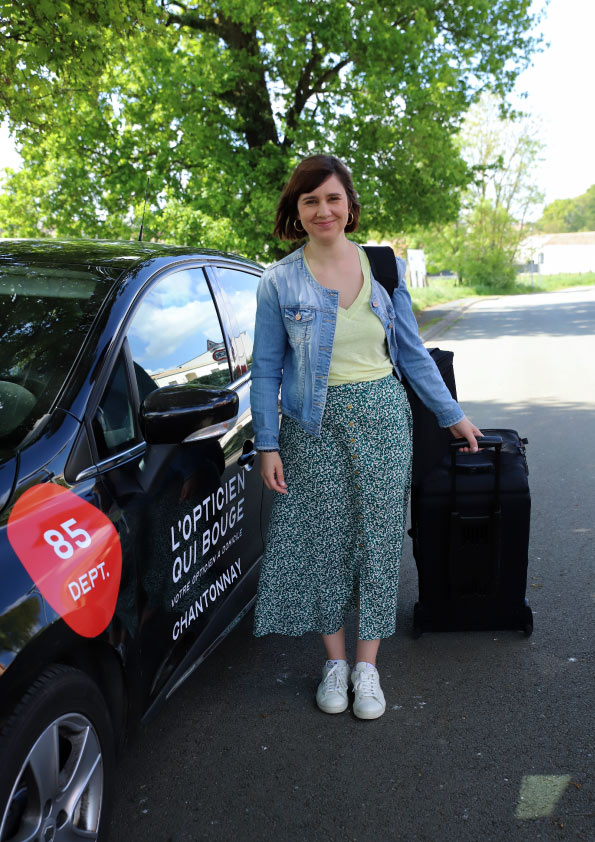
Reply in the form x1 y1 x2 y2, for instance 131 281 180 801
250 155 480 720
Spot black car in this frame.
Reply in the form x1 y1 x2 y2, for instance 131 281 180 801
0 239 272 841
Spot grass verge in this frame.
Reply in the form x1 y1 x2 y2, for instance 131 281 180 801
409 272 595 314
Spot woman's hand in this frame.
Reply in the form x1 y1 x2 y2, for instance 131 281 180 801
260 451 288 494
448 417 483 453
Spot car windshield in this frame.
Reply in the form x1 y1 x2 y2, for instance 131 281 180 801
0 262 117 462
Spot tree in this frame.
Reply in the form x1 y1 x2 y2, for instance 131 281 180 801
1 1 542 261
537 185 595 232
410 94 544 286
455 201 520 286
0 0 151 127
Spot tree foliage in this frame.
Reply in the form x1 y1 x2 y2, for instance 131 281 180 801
1 0 542 261
536 185 595 233
0 0 151 126
409 94 544 286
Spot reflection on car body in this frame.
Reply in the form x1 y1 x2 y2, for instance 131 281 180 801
0 239 273 842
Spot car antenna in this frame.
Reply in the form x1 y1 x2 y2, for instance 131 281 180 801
138 176 150 242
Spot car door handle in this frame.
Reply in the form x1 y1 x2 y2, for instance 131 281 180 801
238 448 257 469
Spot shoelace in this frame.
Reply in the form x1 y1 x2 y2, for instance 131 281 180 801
353 670 381 699
323 663 348 692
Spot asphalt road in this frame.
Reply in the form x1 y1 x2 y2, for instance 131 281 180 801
109 287 595 842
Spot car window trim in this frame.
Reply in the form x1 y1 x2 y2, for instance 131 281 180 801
122 336 142 420
233 370 251 389
201 266 239 383
75 441 146 483
88 342 142 466
205 265 261 382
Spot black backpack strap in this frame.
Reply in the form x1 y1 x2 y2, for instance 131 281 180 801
362 245 398 297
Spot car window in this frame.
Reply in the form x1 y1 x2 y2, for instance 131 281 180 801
93 352 139 461
127 267 230 394
212 267 259 375
0 263 119 462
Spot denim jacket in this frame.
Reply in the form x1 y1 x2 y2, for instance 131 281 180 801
250 244 464 450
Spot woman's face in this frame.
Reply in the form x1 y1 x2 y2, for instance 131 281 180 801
296 174 350 245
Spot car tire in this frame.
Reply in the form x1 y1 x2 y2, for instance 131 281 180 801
0 664 115 842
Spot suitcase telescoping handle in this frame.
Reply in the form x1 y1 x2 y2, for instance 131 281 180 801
450 435 503 452
449 435 503 514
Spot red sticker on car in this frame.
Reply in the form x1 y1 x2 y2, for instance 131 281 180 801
7 483 122 638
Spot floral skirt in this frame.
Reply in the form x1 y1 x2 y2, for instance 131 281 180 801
253 374 413 640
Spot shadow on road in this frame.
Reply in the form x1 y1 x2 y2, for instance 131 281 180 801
450 295 595 340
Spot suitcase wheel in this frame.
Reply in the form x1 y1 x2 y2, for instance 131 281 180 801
412 602 424 639
522 602 534 637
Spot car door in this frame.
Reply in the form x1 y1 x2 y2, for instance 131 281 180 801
89 261 265 710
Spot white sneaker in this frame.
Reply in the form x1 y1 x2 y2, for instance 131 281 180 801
316 660 350 714
351 662 386 719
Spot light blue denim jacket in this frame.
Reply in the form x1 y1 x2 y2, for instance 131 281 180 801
250 244 464 450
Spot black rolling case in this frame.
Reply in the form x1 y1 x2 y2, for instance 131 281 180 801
403 347 458 488
409 430 533 637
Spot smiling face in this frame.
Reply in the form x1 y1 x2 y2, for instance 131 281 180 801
296 175 350 245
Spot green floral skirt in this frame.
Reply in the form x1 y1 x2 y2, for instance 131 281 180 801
253 375 412 640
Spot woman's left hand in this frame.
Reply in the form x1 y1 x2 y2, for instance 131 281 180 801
448 417 483 453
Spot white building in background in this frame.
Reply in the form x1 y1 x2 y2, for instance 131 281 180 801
406 249 427 288
151 332 253 387
518 232 595 275
363 240 427 288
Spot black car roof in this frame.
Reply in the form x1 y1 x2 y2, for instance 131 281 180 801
0 238 262 271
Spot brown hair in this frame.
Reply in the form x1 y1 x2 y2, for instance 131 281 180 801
273 155 361 241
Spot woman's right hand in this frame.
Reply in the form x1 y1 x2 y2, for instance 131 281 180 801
259 451 288 494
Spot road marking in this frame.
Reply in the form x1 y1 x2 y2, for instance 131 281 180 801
515 774 572 819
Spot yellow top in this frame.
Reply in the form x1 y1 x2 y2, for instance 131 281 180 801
304 248 394 386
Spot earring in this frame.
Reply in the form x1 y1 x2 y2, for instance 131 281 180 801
346 212 354 226
293 218 305 233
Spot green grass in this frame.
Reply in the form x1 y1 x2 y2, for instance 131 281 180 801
409 272 595 314
409 277 476 314
514 271 595 292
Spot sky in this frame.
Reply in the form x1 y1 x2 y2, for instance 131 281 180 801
1 0 594 213
511 0 595 207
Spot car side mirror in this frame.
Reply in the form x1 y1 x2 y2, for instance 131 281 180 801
139 384 239 445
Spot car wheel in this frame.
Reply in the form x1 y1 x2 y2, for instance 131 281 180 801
0 664 115 842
